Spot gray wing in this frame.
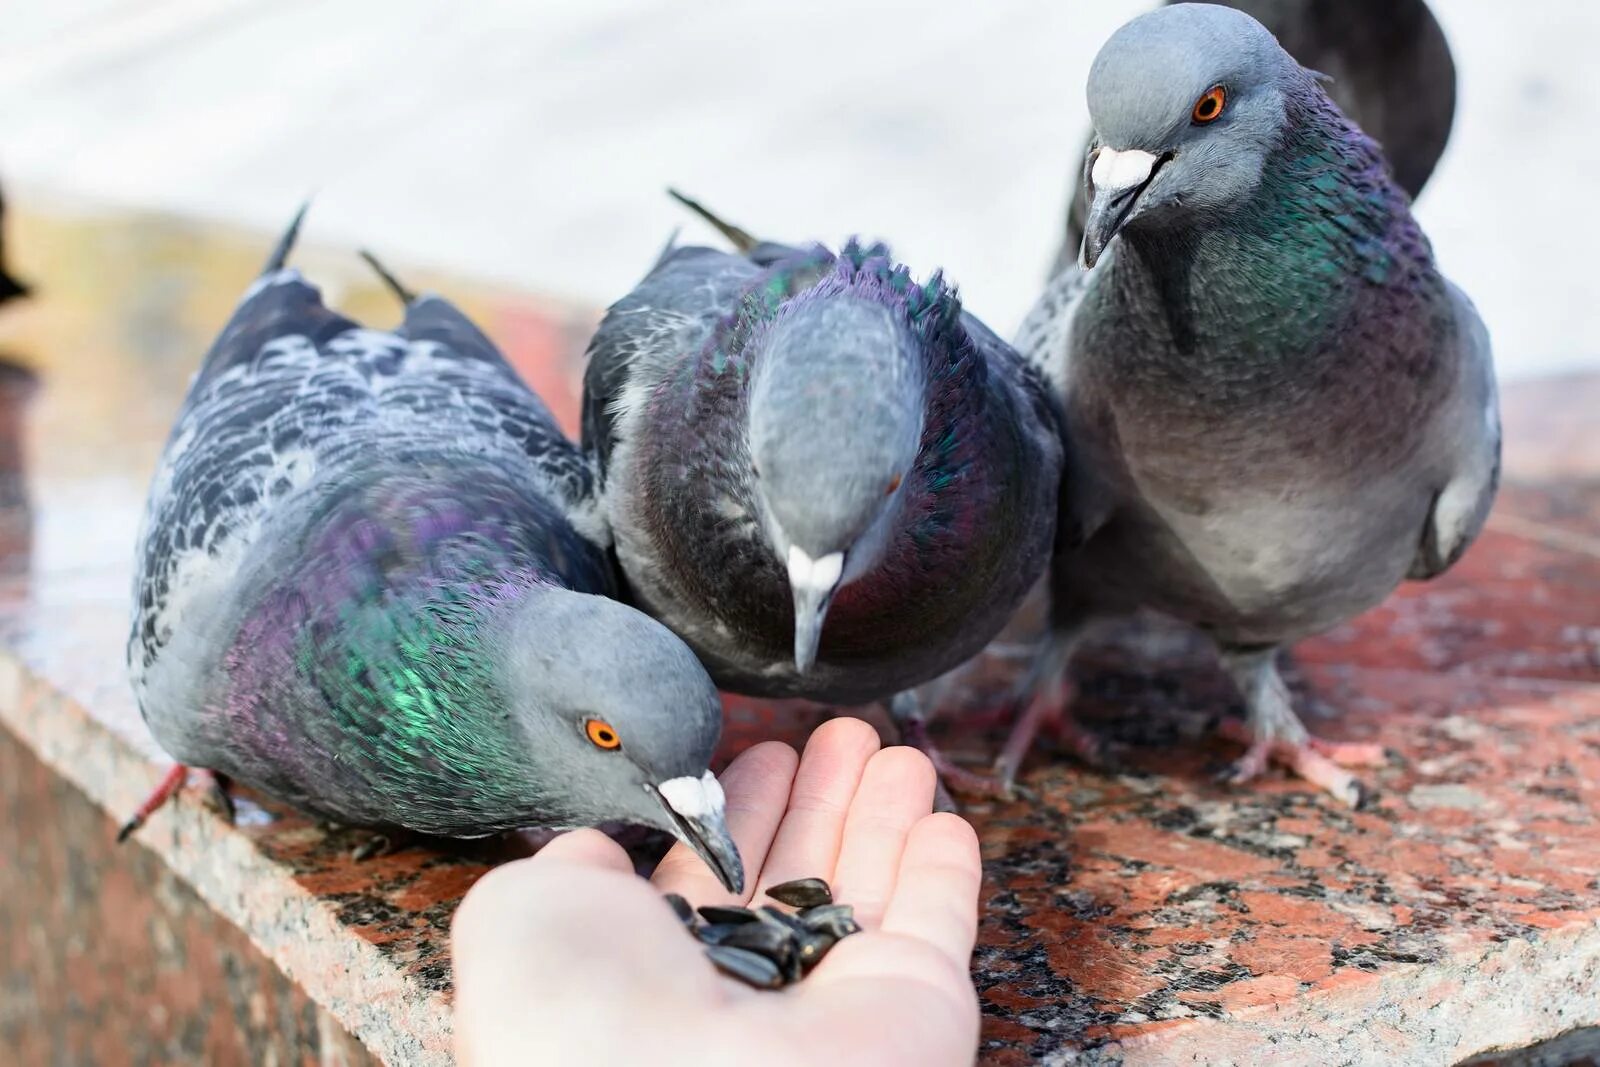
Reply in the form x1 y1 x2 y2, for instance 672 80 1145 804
1014 262 1089 389
962 309 1065 468
1408 281 1500 579
1058 140 1096 279
394 293 596 508
1012 264 1116 551
132 272 597 685
580 245 762 480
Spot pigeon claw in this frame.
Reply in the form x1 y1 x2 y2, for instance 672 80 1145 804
892 704 1021 805
351 833 395 862
1215 718 1382 808
116 764 193 843
990 678 1107 795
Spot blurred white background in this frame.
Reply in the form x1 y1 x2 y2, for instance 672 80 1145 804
0 0 1593 380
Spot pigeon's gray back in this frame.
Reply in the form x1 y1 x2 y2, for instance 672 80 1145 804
581 246 764 481
130 270 602 715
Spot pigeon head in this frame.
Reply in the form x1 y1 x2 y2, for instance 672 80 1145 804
745 262 929 674
497 584 744 893
1079 3 1304 268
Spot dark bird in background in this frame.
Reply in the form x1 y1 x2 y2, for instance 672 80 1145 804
1055 0 1457 274
1006 4 1497 804
123 208 744 892
583 192 1063 792
0 181 31 307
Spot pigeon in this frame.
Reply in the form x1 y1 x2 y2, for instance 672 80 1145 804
582 192 1063 788
122 208 744 892
1055 0 1457 273
1005 4 1498 804
0 180 30 307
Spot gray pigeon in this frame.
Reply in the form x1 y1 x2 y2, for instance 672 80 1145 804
1056 0 1457 273
123 209 743 892
1006 4 1498 804
582 193 1063 787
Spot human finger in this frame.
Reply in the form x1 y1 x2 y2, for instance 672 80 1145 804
828 746 937 926
753 717 881 897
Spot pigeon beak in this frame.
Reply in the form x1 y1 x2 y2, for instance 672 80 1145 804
1081 147 1167 269
652 771 745 894
787 545 844 674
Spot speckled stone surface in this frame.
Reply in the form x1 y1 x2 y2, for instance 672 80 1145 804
1 206 1597 1066
0 726 375 1067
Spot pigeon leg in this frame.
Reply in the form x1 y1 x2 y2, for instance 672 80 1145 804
116 766 234 842
350 831 418 862
1217 648 1377 807
885 691 1014 807
992 630 1099 794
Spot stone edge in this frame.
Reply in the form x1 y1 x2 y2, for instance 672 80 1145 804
0 650 453 1067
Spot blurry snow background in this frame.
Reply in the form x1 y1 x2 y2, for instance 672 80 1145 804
0 0 1592 380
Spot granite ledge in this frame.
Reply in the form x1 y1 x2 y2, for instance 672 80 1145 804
0 655 457 1067
1095 924 1600 1067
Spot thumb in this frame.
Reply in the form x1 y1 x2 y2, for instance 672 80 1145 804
528 827 637 873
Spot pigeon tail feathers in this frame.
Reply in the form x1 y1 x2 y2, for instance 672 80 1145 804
666 188 759 253
262 201 312 275
358 249 418 307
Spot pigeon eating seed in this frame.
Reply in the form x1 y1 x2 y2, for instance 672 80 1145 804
121 207 745 892
582 192 1064 796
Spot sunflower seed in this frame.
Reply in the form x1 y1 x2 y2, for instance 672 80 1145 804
664 893 694 925
798 902 853 924
697 904 760 925
799 903 861 939
705 945 785 990
695 922 749 946
766 877 833 909
722 922 796 962
757 905 809 936
794 927 838 972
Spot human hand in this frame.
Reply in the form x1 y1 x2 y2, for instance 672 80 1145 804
452 717 982 1067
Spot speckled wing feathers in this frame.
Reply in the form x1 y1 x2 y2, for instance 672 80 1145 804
580 246 764 480
130 272 600 692
1013 265 1114 553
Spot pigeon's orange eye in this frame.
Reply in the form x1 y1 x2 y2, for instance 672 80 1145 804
1192 86 1226 124
585 719 622 750
885 473 902 496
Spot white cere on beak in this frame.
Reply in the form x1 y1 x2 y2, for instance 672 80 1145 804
786 545 844 595
1091 147 1159 193
657 770 726 820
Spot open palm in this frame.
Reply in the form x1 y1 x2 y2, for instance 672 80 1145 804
453 718 982 1067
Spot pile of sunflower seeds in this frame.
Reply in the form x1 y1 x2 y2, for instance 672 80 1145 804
666 877 861 990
